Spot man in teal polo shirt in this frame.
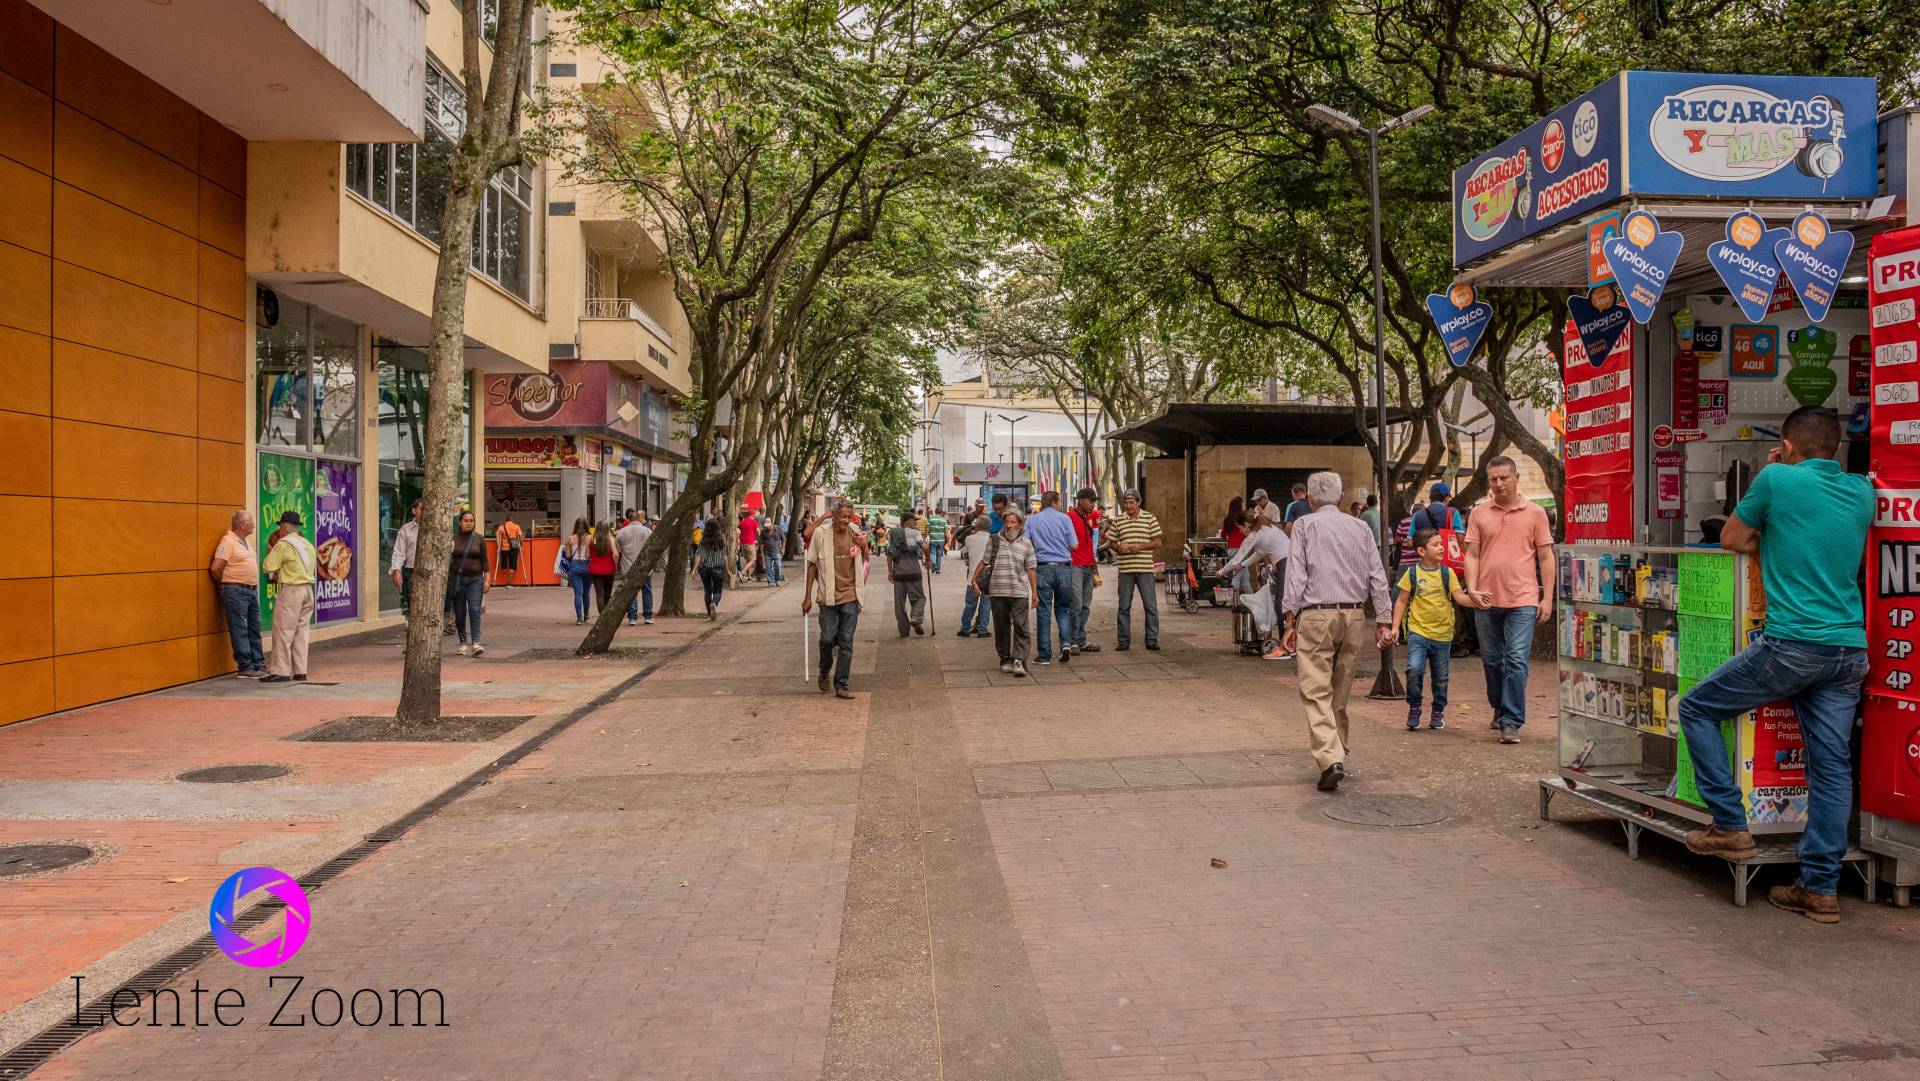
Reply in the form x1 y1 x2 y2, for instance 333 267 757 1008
1678 406 1871 923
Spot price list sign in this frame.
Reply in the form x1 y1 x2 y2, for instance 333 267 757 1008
1869 225 1920 473
1562 319 1635 543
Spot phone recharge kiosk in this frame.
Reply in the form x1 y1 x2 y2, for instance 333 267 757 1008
1439 70 1920 904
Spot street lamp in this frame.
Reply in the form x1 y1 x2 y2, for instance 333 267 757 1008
1308 100 1433 700
996 413 1023 496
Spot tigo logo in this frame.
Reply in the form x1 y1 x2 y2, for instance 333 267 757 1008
209 867 311 968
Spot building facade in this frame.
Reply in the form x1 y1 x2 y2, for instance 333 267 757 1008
0 0 683 725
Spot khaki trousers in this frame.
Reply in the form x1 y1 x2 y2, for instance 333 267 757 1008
1295 608 1365 769
270 584 314 677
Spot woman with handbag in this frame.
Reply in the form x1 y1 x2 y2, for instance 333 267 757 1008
558 517 592 624
588 520 618 614
450 511 491 656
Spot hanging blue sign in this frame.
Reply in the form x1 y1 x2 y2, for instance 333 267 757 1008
1772 211 1854 323
1567 284 1632 365
1426 283 1493 367
1707 211 1792 322
1601 210 1684 323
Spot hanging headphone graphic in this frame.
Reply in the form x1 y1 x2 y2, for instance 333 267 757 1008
1796 94 1846 188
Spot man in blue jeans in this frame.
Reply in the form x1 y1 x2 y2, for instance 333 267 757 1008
1024 490 1079 665
957 515 993 636
1678 406 1871 923
1464 456 1556 743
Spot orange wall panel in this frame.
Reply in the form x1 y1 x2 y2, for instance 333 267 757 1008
196 437 244 506
0 0 52 94
0 72 51 173
0 325 49 415
197 372 244 444
197 114 245 198
0 240 51 335
0 577 51 662
0 495 50 580
51 261 196 370
0 156 49 254
53 498 197 577
52 27 198 170
54 183 197 301
53 636 196 712
51 105 196 236
52 341 197 436
0 409 50 497
196 244 245 320
53 569 199 655
52 418 196 503
195 630 234 679
197 177 244 257
0 658 54 726
197 310 243 381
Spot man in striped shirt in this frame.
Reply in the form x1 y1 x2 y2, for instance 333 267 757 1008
1105 490 1162 651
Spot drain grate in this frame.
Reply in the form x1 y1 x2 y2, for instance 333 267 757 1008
288 715 534 743
1323 795 1450 828
0 844 96 879
177 764 292 784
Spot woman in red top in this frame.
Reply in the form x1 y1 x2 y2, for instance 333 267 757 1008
587 520 618 614
1220 497 1246 549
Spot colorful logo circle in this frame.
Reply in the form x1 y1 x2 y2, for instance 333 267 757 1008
1571 100 1599 156
1540 120 1566 173
209 866 311 968
1448 283 1476 308
1626 213 1657 248
1796 214 1828 248
1728 212 1765 249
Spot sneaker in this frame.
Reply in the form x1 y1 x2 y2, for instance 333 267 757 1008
1429 716 1446 731
261 674 291 683
1037 658 1052 666
458 644 472 656
644 618 654 625
835 686 855 700
1262 648 1294 661
1058 649 1070 664
818 674 830 693
470 643 484 657
1012 661 1028 678
1768 883 1840 924
1684 826 1758 862
1498 725 1520 744
999 661 1015 673
955 630 972 638
1114 644 1130 652
236 669 265 679
1079 644 1100 653
1407 711 1421 731
628 618 638 627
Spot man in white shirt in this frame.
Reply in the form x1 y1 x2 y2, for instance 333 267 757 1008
388 501 421 636
616 509 655 626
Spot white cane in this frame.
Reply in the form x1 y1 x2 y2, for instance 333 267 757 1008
801 588 810 682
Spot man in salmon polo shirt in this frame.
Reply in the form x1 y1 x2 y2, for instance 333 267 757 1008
1463 455 1555 744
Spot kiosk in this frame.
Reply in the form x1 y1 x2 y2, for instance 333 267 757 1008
1445 72 1919 903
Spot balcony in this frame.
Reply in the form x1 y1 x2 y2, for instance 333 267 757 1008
29 0 424 141
580 298 688 396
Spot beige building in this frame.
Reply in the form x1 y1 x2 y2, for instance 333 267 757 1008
924 372 1115 510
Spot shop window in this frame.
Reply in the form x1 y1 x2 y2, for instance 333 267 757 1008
345 58 533 302
377 342 472 613
256 292 358 457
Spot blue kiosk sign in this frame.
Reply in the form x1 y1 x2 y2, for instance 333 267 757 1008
1453 71 1878 268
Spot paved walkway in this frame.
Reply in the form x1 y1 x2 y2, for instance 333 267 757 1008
5 567 1919 1079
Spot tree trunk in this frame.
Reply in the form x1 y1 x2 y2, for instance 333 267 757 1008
395 169 488 724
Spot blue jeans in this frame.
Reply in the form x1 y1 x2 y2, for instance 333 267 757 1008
1405 631 1450 721
1474 605 1537 729
451 574 484 643
1034 564 1075 661
1677 635 1867 895
1072 565 1095 647
1115 570 1158 647
219 583 264 671
817 601 860 689
928 544 943 572
626 573 654 621
763 553 783 584
568 568 592 620
961 581 991 634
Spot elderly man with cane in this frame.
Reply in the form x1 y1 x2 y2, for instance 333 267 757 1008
803 499 870 699
1280 472 1394 792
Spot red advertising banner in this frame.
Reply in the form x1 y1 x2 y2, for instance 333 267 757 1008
1869 225 1920 475
1562 318 1634 542
1862 695 1920 823
1868 480 1920 702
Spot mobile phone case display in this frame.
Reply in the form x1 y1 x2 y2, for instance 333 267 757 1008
1557 546 1810 833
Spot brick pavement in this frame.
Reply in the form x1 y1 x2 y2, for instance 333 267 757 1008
8 568 1920 1079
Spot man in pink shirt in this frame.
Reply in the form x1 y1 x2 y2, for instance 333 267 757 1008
1463 456 1556 744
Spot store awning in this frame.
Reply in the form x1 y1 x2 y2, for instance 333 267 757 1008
1108 403 1410 455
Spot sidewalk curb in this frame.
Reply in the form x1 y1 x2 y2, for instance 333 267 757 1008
0 588 785 1075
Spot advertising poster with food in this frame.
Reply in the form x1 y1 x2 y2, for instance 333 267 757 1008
313 461 358 624
257 454 314 630
1562 318 1634 543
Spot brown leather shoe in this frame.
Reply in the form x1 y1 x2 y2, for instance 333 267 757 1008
1683 826 1758 861
1768 884 1840 924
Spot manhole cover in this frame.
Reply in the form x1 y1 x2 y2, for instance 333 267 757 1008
177 764 292 784
1323 795 1449 827
0 844 96 878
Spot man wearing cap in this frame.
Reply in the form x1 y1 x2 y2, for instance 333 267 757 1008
260 510 317 683
1250 488 1285 530
1067 487 1102 655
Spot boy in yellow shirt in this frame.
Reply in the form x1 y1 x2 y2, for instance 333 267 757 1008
1391 529 1476 730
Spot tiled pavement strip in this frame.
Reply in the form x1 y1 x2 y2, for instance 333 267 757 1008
5 570 1920 1079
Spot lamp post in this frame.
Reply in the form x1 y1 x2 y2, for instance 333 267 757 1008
1307 100 1433 700
996 413 1023 499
